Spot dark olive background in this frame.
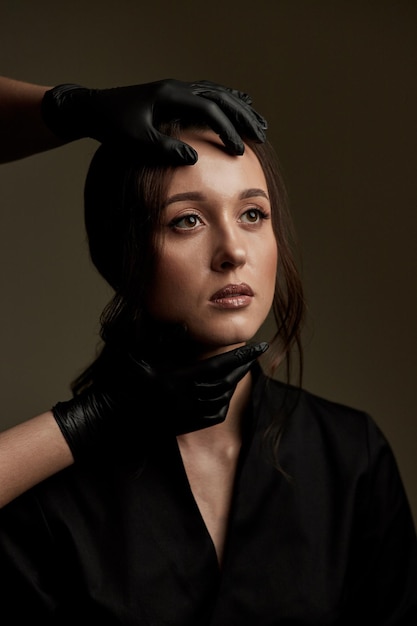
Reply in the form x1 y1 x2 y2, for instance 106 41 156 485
1 1 416 522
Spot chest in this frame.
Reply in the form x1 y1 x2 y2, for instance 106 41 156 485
177 439 240 566
42 433 357 625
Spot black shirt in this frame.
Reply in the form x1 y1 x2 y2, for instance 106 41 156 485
0 367 416 624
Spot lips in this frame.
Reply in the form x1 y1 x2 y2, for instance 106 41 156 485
210 283 254 301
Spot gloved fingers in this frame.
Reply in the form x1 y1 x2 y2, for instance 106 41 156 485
187 363 253 403
155 89 265 154
154 92 244 156
167 342 268 405
134 129 199 165
193 94 266 150
199 96 267 146
190 342 269 381
186 382 235 405
190 81 268 140
191 80 254 105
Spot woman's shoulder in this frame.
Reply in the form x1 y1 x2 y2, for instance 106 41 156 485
255 366 384 446
254 368 405 491
256 366 367 414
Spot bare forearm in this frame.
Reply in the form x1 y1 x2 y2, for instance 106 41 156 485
0 77 65 163
0 412 74 508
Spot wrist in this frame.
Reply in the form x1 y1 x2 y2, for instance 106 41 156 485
41 83 90 140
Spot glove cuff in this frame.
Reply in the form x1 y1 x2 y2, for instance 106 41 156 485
51 389 114 462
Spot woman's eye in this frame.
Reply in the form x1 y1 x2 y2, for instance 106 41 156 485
170 214 202 230
241 208 267 224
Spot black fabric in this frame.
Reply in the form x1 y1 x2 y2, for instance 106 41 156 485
1 368 416 625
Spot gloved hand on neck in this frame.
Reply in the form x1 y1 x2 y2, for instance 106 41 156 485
52 339 269 461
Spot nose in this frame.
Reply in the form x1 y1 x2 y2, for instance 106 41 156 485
210 226 247 272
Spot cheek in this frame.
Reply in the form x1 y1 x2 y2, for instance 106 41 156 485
260 237 279 284
147 251 196 318
259 240 279 314
150 262 178 301
267 240 279 272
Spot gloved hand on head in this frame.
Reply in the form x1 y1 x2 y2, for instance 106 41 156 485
41 78 267 165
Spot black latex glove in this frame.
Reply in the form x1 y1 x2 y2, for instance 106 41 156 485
131 341 269 435
52 341 268 462
41 79 267 165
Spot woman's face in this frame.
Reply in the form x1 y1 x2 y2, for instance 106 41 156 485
147 129 278 357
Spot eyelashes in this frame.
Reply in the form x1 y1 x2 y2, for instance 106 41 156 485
168 207 270 231
240 207 270 224
169 213 202 229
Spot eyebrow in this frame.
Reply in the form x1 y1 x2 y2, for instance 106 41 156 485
164 188 269 207
240 188 269 201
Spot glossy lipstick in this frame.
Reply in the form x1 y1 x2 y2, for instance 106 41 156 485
210 283 254 309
